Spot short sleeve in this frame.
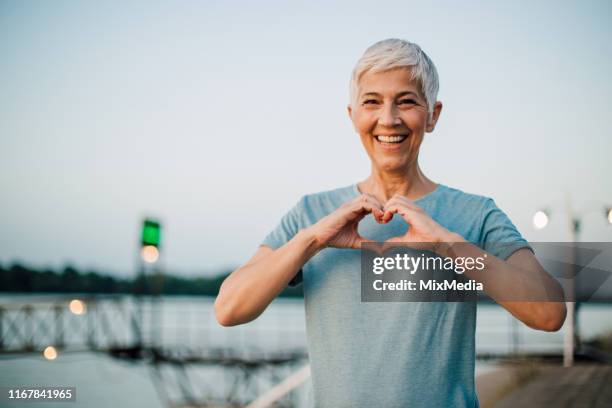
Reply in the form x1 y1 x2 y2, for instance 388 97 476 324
261 197 305 287
480 198 534 261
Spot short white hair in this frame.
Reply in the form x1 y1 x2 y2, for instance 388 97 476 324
349 39 440 116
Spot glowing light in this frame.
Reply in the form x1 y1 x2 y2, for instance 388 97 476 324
141 245 159 263
607 208 612 225
69 299 86 315
43 346 58 360
533 210 549 229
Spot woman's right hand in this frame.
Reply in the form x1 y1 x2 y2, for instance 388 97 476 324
308 194 385 249
215 194 383 327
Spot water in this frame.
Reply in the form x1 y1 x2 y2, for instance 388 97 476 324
1 352 163 408
1 295 610 408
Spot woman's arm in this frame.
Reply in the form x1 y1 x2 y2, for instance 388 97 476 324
440 239 567 332
384 194 566 332
214 230 320 327
214 194 385 326
502 248 567 332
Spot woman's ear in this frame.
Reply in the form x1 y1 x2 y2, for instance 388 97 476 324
347 104 353 120
426 101 443 133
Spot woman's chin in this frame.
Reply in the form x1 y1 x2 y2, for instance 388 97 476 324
375 158 411 173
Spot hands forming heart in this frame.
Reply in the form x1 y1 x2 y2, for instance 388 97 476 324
309 193 462 255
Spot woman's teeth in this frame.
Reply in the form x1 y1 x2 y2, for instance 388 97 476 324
375 135 408 143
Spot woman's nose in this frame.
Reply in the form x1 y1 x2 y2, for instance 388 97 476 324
378 104 401 127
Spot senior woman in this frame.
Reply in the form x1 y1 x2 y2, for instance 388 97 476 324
215 39 566 407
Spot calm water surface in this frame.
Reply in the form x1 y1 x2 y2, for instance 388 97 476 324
1 295 610 408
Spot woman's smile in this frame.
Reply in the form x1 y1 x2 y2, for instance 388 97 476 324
373 133 410 150
375 134 409 143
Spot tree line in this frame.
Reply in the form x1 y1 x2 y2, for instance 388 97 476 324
0 263 303 298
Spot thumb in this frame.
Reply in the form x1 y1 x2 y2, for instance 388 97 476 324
351 235 381 251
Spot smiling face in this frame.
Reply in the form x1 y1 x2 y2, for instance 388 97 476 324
348 68 442 173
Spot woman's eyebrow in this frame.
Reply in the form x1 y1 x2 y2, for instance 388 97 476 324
396 91 419 98
360 91 420 98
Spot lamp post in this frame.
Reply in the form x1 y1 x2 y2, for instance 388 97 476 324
533 201 611 367
135 218 163 349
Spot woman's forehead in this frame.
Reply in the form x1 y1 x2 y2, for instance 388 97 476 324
357 68 423 97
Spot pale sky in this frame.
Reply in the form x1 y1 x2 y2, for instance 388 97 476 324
1 0 611 277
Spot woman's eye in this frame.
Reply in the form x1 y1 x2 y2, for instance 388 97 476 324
362 99 379 105
399 99 417 105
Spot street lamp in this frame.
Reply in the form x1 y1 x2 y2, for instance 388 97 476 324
140 245 160 264
533 210 550 230
69 299 86 315
533 201 611 367
135 218 164 349
43 346 58 360
141 219 161 264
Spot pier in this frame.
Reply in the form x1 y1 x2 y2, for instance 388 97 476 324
0 296 307 407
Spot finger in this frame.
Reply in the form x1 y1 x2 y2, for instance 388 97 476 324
356 194 384 211
361 194 384 216
382 197 399 219
350 195 384 222
345 199 380 222
381 209 394 223
364 198 385 223
385 195 422 212
383 197 423 222
363 194 385 220
351 235 379 250
381 198 403 222
384 202 420 224
362 193 384 209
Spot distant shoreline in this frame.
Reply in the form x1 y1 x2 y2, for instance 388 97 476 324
0 263 304 298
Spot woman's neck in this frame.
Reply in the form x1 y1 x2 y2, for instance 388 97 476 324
358 163 437 203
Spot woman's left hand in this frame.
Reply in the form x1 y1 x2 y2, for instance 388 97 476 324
382 194 464 254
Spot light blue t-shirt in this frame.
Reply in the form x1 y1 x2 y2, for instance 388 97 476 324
262 183 531 408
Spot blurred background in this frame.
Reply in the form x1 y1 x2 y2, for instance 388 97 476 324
1 1 611 407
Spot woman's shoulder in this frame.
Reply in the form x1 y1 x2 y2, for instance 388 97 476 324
296 184 359 212
434 184 496 210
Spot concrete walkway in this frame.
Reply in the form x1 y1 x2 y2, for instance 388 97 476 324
495 364 611 408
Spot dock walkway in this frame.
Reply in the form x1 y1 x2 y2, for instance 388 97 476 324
495 364 611 408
